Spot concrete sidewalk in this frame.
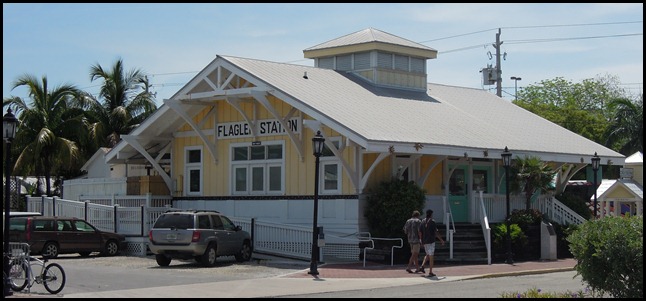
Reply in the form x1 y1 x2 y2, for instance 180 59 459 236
65 258 576 298
7 257 577 298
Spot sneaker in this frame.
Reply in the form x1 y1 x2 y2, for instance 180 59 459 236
418 267 425 274
406 269 413 273
427 273 437 278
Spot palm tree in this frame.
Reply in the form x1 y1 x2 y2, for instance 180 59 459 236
509 156 556 210
82 58 157 148
3 74 86 196
604 96 643 155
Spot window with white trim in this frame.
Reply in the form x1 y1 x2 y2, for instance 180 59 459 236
231 141 284 195
319 138 342 194
184 146 203 196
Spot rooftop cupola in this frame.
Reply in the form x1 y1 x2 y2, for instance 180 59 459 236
303 28 437 91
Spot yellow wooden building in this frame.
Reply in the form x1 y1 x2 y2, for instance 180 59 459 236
103 28 625 236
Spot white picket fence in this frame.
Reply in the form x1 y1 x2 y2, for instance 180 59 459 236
24 195 364 261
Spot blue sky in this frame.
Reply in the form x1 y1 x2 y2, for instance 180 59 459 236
3 3 643 110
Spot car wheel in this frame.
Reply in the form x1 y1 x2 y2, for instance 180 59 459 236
200 244 217 267
235 241 252 262
42 242 59 258
155 254 171 266
101 240 119 256
78 252 91 257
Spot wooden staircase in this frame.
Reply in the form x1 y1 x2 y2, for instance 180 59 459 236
428 223 489 265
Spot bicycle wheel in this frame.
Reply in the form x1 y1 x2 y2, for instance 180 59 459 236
9 259 29 292
42 263 66 294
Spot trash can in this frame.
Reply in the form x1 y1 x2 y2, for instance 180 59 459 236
540 221 557 260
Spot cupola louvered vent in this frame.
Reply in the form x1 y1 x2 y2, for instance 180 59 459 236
303 28 437 92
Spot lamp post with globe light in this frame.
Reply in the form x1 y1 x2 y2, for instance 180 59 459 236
4 108 19 297
308 131 325 276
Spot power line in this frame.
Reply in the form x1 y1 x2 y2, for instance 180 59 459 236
417 20 643 44
146 21 643 92
502 20 642 30
506 33 642 45
150 71 200 77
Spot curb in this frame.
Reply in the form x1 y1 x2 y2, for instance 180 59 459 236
466 267 576 280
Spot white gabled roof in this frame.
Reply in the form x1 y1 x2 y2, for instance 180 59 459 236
625 151 643 164
106 54 625 166
219 55 624 164
303 28 437 59
81 147 110 171
304 27 436 52
594 179 643 201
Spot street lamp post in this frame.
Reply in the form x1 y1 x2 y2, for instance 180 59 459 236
591 152 600 219
501 146 514 265
308 131 325 276
510 76 522 101
4 108 19 297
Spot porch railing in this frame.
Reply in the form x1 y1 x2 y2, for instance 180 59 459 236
471 193 585 226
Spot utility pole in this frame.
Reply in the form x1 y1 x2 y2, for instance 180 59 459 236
493 28 503 97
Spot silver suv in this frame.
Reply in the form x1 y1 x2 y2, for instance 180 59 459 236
148 210 253 267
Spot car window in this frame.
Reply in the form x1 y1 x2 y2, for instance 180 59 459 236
221 216 236 231
197 215 210 229
154 214 193 229
73 220 96 232
34 220 56 231
211 215 224 230
9 217 27 231
58 220 74 231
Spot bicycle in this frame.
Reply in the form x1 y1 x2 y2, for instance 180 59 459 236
8 251 66 294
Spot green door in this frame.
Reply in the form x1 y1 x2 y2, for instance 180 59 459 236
472 167 492 194
449 164 493 223
448 167 469 222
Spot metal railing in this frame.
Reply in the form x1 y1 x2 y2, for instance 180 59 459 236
361 236 403 267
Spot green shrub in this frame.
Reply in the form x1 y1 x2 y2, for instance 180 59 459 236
509 208 543 230
567 216 643 298
364 178 426 239
492 223 527 260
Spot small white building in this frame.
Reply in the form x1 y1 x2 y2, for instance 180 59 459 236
594 151 643 217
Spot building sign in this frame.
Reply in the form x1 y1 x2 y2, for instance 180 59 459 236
620 167 633 179
216 117 301 139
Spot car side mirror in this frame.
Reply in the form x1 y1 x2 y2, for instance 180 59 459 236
235 225 242 231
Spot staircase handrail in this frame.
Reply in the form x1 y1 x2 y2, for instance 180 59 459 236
477 191 492 265
539 195 586 225
443 195 455 259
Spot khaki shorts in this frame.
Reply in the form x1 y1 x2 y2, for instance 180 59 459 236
410 242 421 253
